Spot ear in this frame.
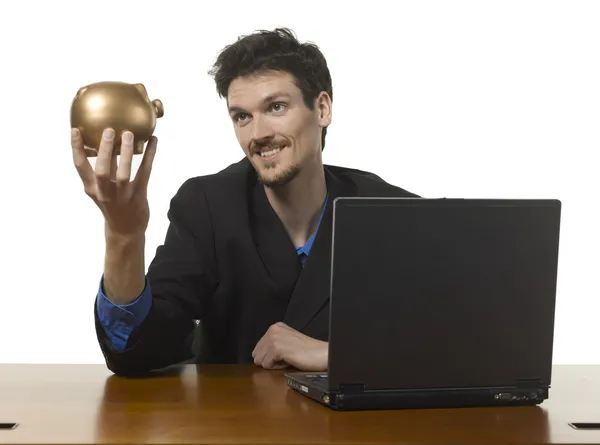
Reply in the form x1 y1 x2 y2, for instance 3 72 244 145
316 92 332 128
76 86 89 97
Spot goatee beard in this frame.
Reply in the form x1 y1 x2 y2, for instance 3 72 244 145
258 164 300 188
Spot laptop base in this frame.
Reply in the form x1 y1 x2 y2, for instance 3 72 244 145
286 373 549 411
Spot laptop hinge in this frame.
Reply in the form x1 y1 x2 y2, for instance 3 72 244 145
516 378 542 388
339 383 365 394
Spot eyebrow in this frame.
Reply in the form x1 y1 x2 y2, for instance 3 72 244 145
228 92 291 114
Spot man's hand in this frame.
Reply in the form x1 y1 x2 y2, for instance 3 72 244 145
71 127 157 239
252 322 328 371
71 127 157 304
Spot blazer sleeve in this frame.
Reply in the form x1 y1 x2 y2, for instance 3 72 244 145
95 178 219 376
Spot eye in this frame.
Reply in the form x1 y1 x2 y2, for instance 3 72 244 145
234 113 250 124
269 102 287 113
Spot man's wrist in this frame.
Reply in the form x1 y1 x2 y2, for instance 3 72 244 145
103 225 147 306
105 227 145 250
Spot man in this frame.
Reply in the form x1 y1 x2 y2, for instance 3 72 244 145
71 28 419 376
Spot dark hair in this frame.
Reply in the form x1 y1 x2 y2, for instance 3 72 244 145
208 28 333 150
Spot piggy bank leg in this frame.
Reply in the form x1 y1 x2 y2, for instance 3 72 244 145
134 141 145 155
84 146 98 157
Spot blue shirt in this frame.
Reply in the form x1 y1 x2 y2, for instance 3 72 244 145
96 194 329 352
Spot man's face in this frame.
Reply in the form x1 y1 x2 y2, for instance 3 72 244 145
227 70 331 188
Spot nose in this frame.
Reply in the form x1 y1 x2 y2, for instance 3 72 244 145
250 115 275 143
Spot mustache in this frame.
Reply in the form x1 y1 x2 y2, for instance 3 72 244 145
250 137 288 152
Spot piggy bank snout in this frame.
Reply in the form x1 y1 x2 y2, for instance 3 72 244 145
152 99 164 118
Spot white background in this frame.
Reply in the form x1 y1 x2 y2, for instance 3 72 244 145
0 0 598 364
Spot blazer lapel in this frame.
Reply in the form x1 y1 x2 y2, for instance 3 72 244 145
283 168 356 331
248 173 302 298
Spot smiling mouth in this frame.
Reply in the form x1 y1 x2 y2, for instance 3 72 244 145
256 145 286 160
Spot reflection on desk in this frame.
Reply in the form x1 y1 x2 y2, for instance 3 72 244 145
0 364 599 445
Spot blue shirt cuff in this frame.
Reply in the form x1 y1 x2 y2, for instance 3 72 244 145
96 275 152 352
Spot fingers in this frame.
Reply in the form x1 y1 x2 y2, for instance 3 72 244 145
270 361 289 370
262 352 288 370
261 352 277 369
110 151 118 182
134 136 157 190
252 326 288 369
252 323 325 371
71 128 94 192
73 127 150 204
252 337 265 364
116 131 134 193
253 346 269 367
95 128 116 200
254 346 284 369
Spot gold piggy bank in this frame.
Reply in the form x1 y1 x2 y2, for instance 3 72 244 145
70 81 164 157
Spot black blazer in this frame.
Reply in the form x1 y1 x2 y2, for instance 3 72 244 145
95 158 419 375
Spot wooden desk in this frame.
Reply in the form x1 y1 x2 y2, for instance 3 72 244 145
0 364 599 445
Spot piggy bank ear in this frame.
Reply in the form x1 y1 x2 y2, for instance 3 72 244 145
134 83 148 97
76 86 88 97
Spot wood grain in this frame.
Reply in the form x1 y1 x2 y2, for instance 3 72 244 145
1 364 599 444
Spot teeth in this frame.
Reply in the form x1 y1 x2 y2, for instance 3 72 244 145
260 147 283 158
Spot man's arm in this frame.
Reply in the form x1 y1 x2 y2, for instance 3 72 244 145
71 129 216 376
95 179 219 376
95 275 153 352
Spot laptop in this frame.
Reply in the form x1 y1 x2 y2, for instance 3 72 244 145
286 197 561 411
